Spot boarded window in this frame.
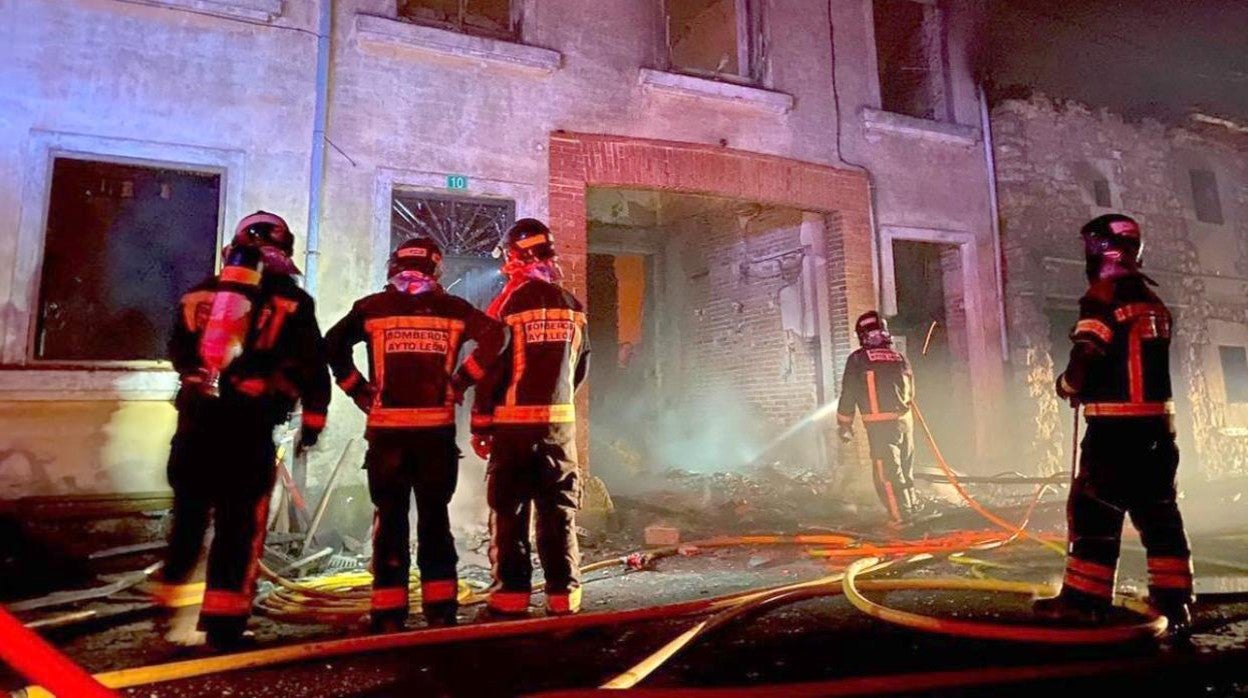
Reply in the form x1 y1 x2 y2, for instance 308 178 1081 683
398 0 515 39
35 158 221 361
873 0 945 120
1220 346 1248 403
1190 169 1224 224
666 0 762 82
390 191 514 309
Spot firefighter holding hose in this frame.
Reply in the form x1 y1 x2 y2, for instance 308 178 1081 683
1034 214 1194 635
325 237 505 631
473 218 590 618
836 311 922 527
153 211 331 649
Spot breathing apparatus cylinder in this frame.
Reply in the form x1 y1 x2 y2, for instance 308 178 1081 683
197 245 264 397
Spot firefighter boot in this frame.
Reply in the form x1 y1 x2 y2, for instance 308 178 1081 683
423 602 459 628
1153 597 1193 637
1032 587 1110 624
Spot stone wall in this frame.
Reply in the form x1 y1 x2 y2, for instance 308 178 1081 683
992 94 1248 479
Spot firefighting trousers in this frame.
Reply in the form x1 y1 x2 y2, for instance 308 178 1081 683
865 414 916 522
486 427 582 615
1062 418 1193 607
161 395 278 637
365 429 460 621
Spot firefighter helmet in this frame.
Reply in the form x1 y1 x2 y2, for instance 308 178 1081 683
501 218 556 262
1081 213 1143 281
389 237 444 279
855 310 891 347
231 211 295 257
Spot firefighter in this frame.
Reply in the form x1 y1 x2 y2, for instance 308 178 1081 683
154 211 331 649
1034 214 1193 634
472 218 590 618
836 311 920 526
325 237 505 631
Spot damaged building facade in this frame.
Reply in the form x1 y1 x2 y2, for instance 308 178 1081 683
993 94 1248 482
0 0 1005 522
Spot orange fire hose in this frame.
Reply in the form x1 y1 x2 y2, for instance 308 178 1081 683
912 402 1067 555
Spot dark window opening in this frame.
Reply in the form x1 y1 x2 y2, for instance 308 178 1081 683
1190 169 1224 224
35 158 220 361
390 190 514 309
666 0 762 83
873 0 945 120
1092 177 1113 208
1046 306 1080 362
398 0 516 40
1220 345 1248 403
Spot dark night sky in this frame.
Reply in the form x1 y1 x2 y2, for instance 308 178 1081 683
981 0 1248 123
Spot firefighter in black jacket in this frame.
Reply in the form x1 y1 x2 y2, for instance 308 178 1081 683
1034 214 1193 634
472 218 590 617
325 237 505 630
154 211 330 649
836 311 920 525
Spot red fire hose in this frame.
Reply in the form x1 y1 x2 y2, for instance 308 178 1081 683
0 606 117 697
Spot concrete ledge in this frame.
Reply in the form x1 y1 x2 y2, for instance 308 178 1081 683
115 0 283 22
861 108 980 146
639 69 794 115
0 369 178 401
355 14 562 75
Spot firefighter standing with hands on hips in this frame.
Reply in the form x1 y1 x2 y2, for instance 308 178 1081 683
1033 214 1194 635
152 211 331 650
325 237 505 631
472 218 590 618
836 311 922 527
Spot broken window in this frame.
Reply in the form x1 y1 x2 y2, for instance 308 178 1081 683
390 191 514 308
35 158 221 361
398 0 516 40
665 0 764 83
1220 346 1248 403
873 0 946 120
1190 169 1224 224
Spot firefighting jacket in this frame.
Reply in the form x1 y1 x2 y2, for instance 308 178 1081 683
1058 274 1174 419
325 286 505 431
471 278 590 434
836 345 914 427
169 273 331 431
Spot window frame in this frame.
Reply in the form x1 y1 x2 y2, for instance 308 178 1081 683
396 0 522 42
661 0 766 86
3 131 244 390
1219 345 1248 404
868 0 951 123
1189 168 1225 225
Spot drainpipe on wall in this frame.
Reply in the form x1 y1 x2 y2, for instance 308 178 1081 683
978 83 1009 359
304 0 333 296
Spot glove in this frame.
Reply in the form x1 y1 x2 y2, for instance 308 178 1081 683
297 426 322 456
838 426 854 444
471 435 492 460
1055 373 1079 407
351 383 377 414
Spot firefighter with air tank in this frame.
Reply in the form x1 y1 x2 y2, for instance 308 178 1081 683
151 211 331 649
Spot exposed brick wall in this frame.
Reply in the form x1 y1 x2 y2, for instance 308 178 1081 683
548 133 875 470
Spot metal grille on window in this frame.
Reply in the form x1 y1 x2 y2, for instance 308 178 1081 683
390 191 515 309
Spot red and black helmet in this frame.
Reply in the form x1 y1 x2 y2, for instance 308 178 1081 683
855 310 890 346
501 218 557 262
232 211 295 257
1081 213 1143 280
389 237 444 279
